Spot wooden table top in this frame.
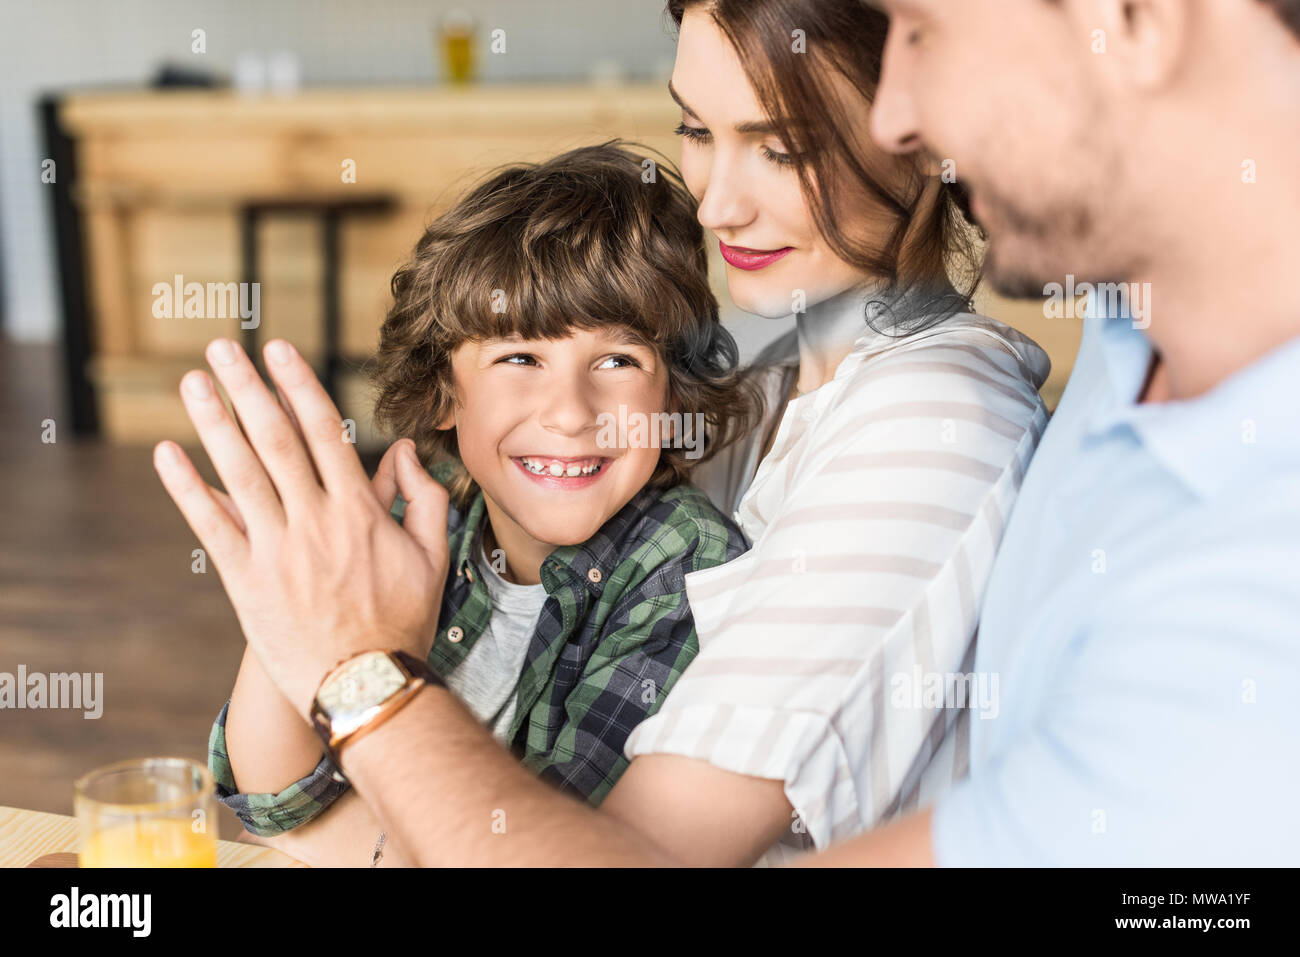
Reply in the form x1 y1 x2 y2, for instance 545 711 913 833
0 805 306 868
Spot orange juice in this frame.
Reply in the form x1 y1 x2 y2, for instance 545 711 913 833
80 817 216 868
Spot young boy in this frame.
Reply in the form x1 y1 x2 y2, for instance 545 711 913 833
206 142 758 845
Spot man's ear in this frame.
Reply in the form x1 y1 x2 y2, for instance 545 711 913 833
1091 0 1190 90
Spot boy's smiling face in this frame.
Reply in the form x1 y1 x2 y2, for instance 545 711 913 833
437 326 670 578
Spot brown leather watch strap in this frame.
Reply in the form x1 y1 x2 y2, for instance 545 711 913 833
390 650 447 690
311 649 446 768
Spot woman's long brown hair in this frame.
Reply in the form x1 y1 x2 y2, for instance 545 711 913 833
666 0 982 332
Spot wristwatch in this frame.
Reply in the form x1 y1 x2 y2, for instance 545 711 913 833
309 649 444 768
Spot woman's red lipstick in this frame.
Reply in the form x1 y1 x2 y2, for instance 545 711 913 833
718 240 793 271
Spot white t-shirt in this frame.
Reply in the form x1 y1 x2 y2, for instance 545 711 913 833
624 311 1051 864
443 543 549 744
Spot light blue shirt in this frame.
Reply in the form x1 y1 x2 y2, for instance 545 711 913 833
932 298 1300 865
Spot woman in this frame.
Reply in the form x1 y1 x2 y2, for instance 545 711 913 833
227 0 1049 866
615 0 1047 863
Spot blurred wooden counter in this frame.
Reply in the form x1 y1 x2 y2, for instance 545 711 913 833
55 85 681 446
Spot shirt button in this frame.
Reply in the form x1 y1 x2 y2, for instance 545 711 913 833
587 567 603 584
447 626 464 643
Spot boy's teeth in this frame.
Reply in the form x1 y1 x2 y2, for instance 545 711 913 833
521 457 602 476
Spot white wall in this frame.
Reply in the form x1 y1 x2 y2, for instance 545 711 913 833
0 0 693 344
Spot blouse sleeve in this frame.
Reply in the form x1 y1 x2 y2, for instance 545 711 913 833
623 331 1049 849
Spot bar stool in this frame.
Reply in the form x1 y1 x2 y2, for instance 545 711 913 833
237 195 395 396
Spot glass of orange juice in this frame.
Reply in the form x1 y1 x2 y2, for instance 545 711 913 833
75 757 218 868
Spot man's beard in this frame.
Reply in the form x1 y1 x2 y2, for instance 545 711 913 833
975 185 1097 300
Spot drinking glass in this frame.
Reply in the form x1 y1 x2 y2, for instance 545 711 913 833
437 11 477 85
75 757 218 867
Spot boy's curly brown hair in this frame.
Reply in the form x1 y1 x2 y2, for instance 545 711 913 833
368 140 760 506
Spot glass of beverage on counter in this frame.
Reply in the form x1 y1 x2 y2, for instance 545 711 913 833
75 757 217 867
437 10 478 85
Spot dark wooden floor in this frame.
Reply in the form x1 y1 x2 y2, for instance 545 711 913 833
0 336 254 839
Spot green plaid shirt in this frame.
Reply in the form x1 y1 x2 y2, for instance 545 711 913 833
208 463 747 836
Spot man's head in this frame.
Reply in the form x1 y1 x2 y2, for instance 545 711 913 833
869 0 1300 297
371 142 756 551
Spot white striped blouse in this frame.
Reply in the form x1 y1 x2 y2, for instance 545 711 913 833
624 311 1051 865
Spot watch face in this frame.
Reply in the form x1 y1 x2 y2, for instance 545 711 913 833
317 651 407 733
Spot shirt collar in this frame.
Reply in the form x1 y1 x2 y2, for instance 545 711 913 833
1083 289 1300 499
542 484 666 597
449 492 489 586
452 483 664 597
763 284 986 372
